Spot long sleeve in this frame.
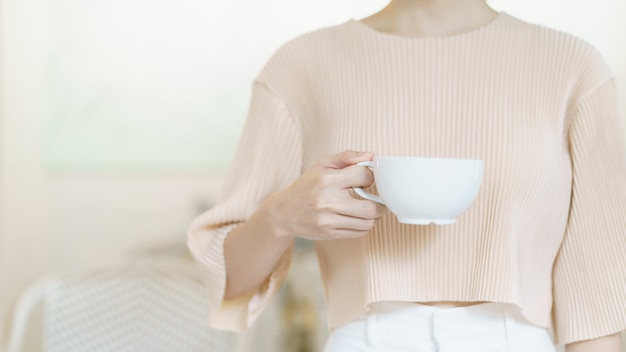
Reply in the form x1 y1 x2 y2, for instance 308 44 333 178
187 82 302 331
552 78 626 344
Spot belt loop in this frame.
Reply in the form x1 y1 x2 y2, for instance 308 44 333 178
366 303 379 347
501 304 514 350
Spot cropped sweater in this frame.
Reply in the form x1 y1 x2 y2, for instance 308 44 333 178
187 12 626 344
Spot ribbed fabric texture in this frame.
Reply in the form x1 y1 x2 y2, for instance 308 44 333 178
187 12 626 344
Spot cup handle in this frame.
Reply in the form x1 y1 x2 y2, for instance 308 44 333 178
352 161 385 205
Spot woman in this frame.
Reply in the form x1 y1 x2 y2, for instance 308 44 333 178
188 0 626 350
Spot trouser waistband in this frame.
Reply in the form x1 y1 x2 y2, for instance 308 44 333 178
332 302 554 352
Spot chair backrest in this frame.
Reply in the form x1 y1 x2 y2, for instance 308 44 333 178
6 259 239 352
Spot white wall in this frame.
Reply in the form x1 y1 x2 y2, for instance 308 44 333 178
0 0 388 346
1 0 625 349
0 0 230 340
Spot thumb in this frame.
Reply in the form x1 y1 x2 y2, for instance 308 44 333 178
318 150 374 169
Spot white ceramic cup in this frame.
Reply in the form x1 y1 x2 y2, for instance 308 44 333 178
353 157 484 225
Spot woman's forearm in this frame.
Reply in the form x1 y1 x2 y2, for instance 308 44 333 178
222 151 383 300
565 333 622 352
223 203 293 299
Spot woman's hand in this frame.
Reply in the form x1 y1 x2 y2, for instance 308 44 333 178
263 150 386 240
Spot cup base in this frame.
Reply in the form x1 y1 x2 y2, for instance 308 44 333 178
397 218 457 225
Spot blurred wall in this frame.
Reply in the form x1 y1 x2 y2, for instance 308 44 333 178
0 0 229 342
1 0 625 349
0 0 387 344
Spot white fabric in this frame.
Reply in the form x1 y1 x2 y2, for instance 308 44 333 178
323 302 556 352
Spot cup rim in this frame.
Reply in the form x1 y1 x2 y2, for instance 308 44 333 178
375 156 483 162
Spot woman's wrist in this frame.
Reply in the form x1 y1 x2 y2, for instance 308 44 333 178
223 196 295 299
259 191 295 241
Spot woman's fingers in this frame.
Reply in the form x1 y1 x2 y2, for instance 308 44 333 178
314 162 375 192
269 150 384 241
314 213 378 237
317 150 374 170
318 229 369 240
322 197 385 220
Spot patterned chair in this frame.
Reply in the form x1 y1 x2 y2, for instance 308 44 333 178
4 258 245 352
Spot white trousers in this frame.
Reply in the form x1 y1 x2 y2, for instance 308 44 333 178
323 302 556 352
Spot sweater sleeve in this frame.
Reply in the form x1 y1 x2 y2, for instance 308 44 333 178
552 78 626 344
187 81 302 331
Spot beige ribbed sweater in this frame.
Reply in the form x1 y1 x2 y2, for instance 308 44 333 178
188 12 626 344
